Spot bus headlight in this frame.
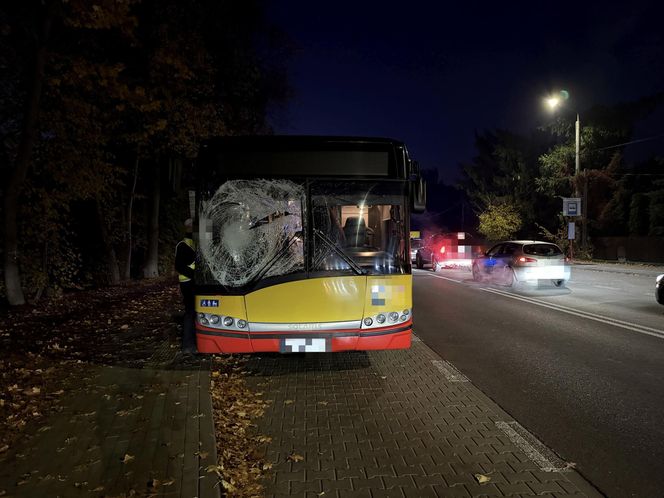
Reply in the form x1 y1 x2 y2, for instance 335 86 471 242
403 309 410 316
363 317 373 327
237 319 247 329
376 314 386 324
400 315 407 322
200 317 209 325
223 316 234 327
209 315 220 324
198 313 206 321
388 312 399 322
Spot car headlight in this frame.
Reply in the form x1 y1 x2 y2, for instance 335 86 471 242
657 274 664 285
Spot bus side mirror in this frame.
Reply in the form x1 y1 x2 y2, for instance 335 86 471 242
411 177 426 214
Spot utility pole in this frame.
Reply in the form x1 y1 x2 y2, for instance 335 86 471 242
575 114 588 253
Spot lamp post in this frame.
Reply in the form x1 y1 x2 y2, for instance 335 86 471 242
545 94 586 255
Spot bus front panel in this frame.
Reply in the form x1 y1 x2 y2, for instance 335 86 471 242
194 274 412 353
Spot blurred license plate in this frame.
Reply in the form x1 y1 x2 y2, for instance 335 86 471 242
280 338 329 353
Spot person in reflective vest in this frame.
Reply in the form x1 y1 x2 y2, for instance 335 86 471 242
175 219 196 354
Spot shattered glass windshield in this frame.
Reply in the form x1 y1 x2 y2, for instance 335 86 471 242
311 180 407 275
197 179 304 287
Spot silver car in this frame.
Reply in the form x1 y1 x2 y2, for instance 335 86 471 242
656 274 664 305
472 240 570 287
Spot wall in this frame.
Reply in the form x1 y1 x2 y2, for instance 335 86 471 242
592 236 664 263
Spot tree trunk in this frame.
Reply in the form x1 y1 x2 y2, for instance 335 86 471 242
142 161 161 278
123 155 140 280
3 3 55 306
95 199 120 285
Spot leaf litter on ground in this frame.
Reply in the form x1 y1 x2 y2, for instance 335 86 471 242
0 278 270 496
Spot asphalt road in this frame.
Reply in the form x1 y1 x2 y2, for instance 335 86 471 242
412 265 664 498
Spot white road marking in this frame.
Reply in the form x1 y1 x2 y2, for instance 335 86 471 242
593 285 620 290
432 360 469 382
495 421 570 472
482 287 664 340
422 273 464 284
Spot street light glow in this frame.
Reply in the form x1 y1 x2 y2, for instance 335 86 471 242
545 96 561 110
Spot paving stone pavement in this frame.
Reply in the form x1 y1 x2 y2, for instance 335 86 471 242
245 338 604 498
0 344 219 498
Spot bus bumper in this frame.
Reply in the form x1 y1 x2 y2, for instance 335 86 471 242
195 322 412 353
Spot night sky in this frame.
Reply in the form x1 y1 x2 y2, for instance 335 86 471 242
265 1 664 184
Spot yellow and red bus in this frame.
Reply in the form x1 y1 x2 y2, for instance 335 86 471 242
193 136 425 353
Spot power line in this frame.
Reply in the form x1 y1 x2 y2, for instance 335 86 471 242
590 133 664 152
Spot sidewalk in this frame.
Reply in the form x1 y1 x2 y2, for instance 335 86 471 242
245 338 603 498
570 260 664 278
0 310 610 497
0 342 219 498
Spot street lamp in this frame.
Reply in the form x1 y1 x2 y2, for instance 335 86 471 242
544 94 580 182
544 92 586 254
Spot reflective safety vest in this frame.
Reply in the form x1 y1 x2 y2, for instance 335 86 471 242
177 237 196 283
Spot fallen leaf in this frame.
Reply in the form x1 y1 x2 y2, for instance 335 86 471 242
122 454 134 464
284 400 294 405
205 464 223 475
287 453 304 462
221 480 237 492
474 473 491 484
120 324 129 330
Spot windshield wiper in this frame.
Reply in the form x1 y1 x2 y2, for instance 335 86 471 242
247 231 303 285
313 228 365 275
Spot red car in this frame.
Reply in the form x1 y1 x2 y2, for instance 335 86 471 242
415 232 484 270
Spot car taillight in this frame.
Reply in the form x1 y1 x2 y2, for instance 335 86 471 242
440 246 446 254
517 256 537 263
